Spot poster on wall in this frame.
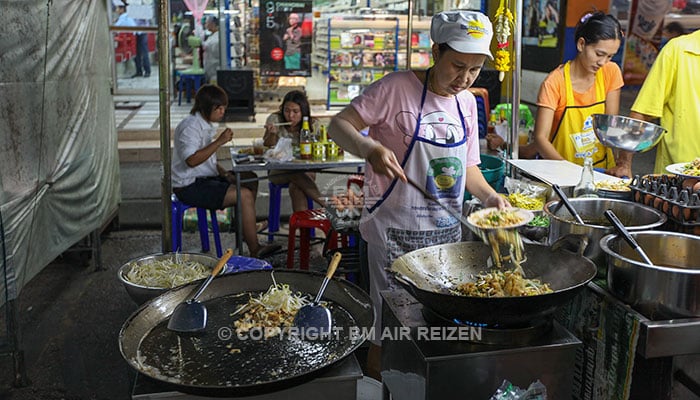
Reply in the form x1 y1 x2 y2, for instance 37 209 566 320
521 0 566 72
259 0 313 77
522 0 563 48
622 0 672 85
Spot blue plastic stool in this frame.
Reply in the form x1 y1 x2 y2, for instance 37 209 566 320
177 72 206 105
267 182 313 242
171 194 223 257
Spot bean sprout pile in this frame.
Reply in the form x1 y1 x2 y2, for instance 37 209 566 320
125 256 210 288
233 274 310 338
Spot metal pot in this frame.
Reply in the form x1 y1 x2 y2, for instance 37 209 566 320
544 198 666 273
390 240 597 326
601 231 700 318
119 270 373 397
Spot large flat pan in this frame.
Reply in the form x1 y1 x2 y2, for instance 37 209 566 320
391 241 596 326
119 270 373 397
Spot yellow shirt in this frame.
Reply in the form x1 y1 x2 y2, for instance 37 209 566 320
631 29 700 173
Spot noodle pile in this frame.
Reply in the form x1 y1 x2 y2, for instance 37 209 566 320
233 275 310 338
457 269 553 297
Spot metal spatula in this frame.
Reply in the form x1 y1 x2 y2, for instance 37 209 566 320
293 252 342 337
167 248 233 333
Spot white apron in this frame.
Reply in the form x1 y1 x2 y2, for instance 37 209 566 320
361 69 469 340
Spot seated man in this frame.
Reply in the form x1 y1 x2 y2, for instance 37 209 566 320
172 84 279 258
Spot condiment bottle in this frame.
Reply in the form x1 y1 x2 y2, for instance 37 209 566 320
574 157 598 198
299 116 312 160
312 124 326 161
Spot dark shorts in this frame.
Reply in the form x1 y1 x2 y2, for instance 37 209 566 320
174 176 229 210
174 171 259 210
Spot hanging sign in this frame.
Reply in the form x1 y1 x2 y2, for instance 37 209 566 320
259 0 313 77
622 0 672 85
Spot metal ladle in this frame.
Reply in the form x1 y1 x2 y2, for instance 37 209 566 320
551 184 585 225
604 210 654 266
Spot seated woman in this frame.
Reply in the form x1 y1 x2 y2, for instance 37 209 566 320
519 11 632 178
263 90 326 211
172 84 279 258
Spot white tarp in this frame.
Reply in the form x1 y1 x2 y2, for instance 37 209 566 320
0 0 120 305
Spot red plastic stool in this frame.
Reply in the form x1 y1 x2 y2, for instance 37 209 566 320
286 209 340 270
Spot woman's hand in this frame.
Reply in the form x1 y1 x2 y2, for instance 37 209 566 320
263 123 279 147
605 164 632 179
483 192 510 209
216 128 234 145
366 145 406 182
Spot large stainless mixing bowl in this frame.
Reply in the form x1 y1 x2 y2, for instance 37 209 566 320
591 114 666 153
544 198 667 275
601 231 700 318
118 252 219 305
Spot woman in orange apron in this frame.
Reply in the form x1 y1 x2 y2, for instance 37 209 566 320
527 11 632 178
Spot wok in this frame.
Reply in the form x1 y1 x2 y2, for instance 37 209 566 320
390 240 596 326
119 270 373 397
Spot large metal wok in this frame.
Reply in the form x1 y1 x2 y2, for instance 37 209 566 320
390 240 597 326
119 270 373 397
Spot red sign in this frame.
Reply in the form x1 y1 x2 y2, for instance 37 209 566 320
270 47 284 61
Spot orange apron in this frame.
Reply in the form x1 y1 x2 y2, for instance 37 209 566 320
550 62 615 169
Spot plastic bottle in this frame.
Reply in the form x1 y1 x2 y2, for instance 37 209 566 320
299 116 312 160
574 157 599 198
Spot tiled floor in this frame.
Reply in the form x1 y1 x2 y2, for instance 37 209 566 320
114 68 333 133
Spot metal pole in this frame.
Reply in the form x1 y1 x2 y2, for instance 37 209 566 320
158 0 173 252
509 0 523 161
406 0 414 70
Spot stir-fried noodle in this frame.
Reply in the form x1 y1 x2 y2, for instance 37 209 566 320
232 272 310 338
457 269 553 297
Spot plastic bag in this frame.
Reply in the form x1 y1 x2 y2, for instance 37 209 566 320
490 380 547 400
503 176 550 211
264 137 294 162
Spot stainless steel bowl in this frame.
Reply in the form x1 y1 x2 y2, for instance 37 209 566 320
601 231 700 318
544 198 667 275
591 114 666 153
118 252 219 305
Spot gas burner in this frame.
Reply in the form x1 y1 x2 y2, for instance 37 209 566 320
420 306 553 346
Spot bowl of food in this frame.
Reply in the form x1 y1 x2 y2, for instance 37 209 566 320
591 114 666 153
596 178 633 200
118 252 220 305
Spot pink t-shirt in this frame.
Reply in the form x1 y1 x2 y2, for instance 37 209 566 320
351 70 481 200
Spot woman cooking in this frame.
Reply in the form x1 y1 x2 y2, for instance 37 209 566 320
520 11 632 178
328 11 509 378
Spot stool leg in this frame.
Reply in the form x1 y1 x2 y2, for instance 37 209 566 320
268 183 282 242
196 208 211 253
299 228 310 270
209 209 223 258
286 224 296 269
172 206 182 252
